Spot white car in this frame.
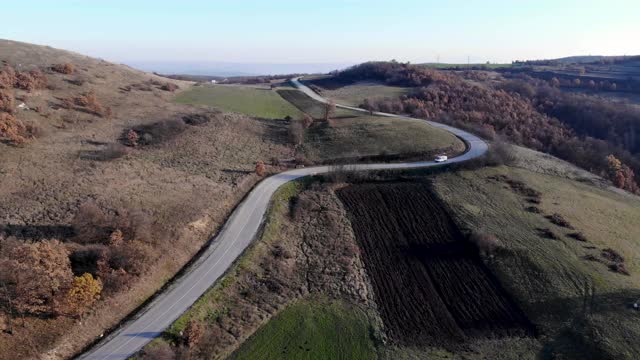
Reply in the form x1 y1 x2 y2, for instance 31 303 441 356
435 155 448 163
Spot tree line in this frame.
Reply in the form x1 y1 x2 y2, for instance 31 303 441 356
330 61 640 193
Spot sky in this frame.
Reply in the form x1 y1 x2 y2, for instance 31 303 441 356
2 0 639 74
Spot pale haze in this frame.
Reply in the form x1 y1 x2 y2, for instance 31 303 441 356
2 0 639 74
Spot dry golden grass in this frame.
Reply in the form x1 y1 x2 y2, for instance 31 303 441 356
0 39 293 360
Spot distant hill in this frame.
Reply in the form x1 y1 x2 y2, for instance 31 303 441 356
515 55 640 66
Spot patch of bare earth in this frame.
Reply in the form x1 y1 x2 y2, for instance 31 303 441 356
336 181 535 348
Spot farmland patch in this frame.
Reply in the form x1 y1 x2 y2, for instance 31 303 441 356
337 182 534 347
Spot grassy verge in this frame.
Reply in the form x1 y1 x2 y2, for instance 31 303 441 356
175 84 303 119
231 299 377 360
162 178 310 339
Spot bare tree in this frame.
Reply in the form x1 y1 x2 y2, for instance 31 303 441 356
255 161 266 176
302 113 314 128
288 119 304 146
324 100 336 121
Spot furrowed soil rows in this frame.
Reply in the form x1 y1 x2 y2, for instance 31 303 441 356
337 182 534 347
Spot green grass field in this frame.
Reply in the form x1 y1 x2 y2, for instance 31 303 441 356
277 89 355 119
232 299 377 360
303 116 465 162
431 162 640 359
175 84 303 119
277 88 466 163
312 82 411 107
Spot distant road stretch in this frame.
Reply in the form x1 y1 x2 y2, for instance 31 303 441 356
77 78 488 360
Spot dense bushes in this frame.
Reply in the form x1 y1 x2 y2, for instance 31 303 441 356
51 63 75 74
64 91 112 117
0 65 17 89
0 113 30 145
15 69 47 92
160 82 179 92
0 65 47 92
335 60 449 87
0 89 15 113
66 202 160 294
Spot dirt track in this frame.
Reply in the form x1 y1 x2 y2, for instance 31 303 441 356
337 182 534 347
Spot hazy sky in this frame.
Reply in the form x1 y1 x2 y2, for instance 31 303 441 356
3 0 639 68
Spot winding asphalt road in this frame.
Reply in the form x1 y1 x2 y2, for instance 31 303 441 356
77 78 488 360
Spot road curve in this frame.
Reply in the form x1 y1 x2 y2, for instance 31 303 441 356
77 78 488 360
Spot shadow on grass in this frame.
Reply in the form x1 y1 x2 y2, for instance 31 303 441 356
534 288 640 359
0 224 75 240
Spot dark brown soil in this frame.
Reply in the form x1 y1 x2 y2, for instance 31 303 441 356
337 182 534 347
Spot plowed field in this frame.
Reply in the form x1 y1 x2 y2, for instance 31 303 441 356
337 182 534 347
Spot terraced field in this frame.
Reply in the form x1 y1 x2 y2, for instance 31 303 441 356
337 182 534 347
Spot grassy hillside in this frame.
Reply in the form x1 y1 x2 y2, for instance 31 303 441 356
421 62 513 69
236 147 640 359
303 116 465 163
0 39 293 360
137 176 379 359
308 81 411 107
175 84 303 119
232 299 377 360
277 88 466 163
430 149 640 359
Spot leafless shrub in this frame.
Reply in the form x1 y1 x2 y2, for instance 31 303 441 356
15 70 47 92
81 143 129 161
183 320 204 348
101 143 128 160
255 160 266 176
271 244 293 259
568 232 588 242
51 63 75 75
601 248 624 263
69 245 109 276
160 82 179 92
108 240 153 276
182 113 211 126
326 164 358 183
127 129 139 146
288 119 304 145
130 119 187 146
140 342 176 360
0 65 17 89
302 113 314 128
67 77 86 86
323 100 335 121
537 227 559 240
294 154 312 166
583 254 601 263
545 213 574 229
485 141 516 166
609 263 630 276
469 232 501 256
72 202 111 244
525 206 542 213
0 112 28 145
0 89 15 113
